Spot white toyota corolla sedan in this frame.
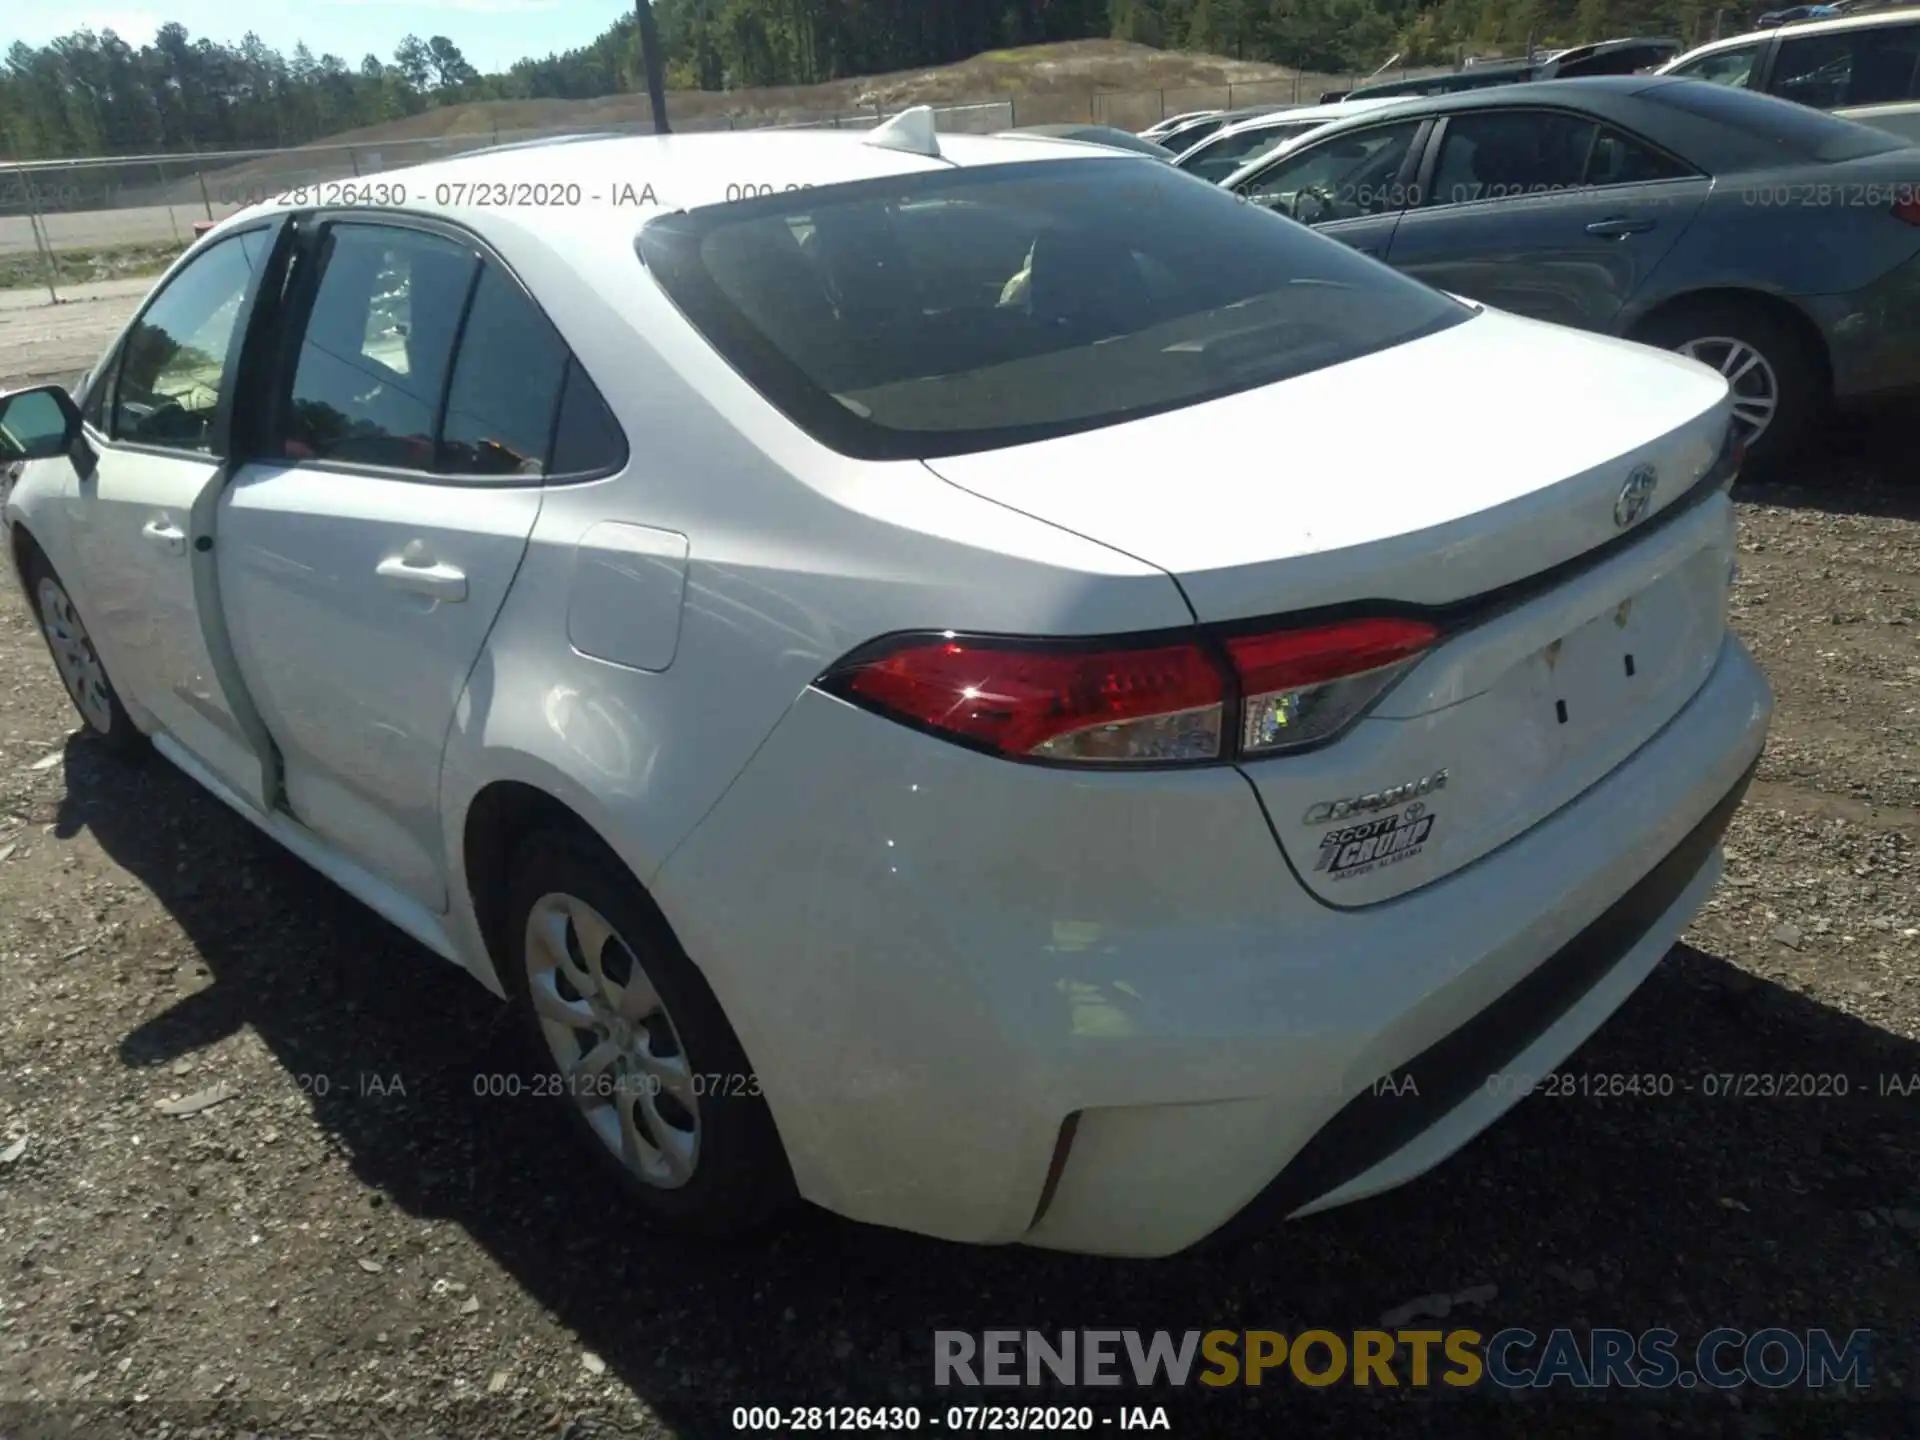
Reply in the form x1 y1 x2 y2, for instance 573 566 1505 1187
0 110 1771 1258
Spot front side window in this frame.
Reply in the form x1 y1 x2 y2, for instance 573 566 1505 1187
639 157 1468 461
279 224 478 470
1181 123 1316 185
111 232 262 453
1427 111 1596 208
1668 43 1763 88
1238 120 1424 221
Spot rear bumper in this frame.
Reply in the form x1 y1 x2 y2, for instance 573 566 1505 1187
653 632 1772 1257
1803 251 1920 403
1225 752 1752 1233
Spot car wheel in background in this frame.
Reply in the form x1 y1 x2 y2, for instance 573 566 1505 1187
22 547 146 757
1634 300 1820 474
501 827 795 1236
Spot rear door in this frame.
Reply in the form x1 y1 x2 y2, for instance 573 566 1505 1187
1384 108 1708 332
214 214 588 912
1231 117 1431 258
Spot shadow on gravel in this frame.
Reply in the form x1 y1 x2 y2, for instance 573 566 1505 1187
49 732 1920 1438
1740 411 1920 523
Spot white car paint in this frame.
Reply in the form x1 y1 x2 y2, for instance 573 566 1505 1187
4 119 1772 1257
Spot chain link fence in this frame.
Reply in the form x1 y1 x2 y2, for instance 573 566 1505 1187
0 66 1455 299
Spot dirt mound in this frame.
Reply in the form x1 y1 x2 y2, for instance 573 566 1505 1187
281 39 1304 147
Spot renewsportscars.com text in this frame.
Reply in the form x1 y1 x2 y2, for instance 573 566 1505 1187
934 1328 1872 1391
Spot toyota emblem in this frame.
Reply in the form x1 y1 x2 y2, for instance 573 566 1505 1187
1614 464 1657 528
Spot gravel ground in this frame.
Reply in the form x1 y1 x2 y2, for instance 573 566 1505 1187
0 298 1917 1440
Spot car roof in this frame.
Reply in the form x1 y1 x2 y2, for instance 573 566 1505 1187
1667 4 1920 58
1294 72 1668 124
204 125 1138 250
1217 71 1901 190
1203 96 1412 139
1001 123 1175 156
1551 34 1681 58
1346 61 1537 97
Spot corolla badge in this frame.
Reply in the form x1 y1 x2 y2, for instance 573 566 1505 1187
1614 464 1657 529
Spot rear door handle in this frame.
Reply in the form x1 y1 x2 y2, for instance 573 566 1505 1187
376 554 468 602
1585 217 1655 237
140 519 186 557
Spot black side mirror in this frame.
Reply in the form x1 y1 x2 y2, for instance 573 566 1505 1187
0 385 83 464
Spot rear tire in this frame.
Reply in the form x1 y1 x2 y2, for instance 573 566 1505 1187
1634 300 1820 475
500 827 795 1237
20 546 146 758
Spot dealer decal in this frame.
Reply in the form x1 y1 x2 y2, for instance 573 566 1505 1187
1315 802 1436 881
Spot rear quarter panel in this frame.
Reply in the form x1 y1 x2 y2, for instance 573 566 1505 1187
1625 167 1920 321
432 215 1194 976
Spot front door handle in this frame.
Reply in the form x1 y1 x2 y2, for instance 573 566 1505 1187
140 519 187 557
1585 216 1654 238
376 554 468 602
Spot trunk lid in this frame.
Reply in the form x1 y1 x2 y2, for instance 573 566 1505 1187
922 308 1730 619
924 307 1739 904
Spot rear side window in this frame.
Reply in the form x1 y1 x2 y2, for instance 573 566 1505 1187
1641 78 1907 161
1586 126 1695 184
280 224 477 470
549 361 628 477
1774 23 1920 107
275 220 627 480
639 157 1468 461
437 265 567 477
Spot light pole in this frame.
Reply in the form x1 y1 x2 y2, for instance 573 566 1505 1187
636 0 671 134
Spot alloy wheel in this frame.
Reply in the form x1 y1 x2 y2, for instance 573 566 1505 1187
523 891 701 1188
1675 335 1779 448
36 577 114 734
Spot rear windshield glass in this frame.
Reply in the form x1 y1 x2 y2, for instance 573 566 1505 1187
1640 79 1906 162
637 158 1469 461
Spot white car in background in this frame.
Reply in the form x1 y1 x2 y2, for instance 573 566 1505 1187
0 110 1771 1257
1172 97 1418 184
1661 7 1920 142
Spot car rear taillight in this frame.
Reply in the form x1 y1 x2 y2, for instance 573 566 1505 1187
1894 197 1920 227
1227 617 1439 755
823 634 1227 763
818 617 1440 766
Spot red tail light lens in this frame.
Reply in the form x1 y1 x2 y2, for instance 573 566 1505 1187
822 617 1439 765
1226 616 1439 754
1894 197 1920 227
823 634 1227 763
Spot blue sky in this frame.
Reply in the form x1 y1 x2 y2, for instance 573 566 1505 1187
12 1 626 74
